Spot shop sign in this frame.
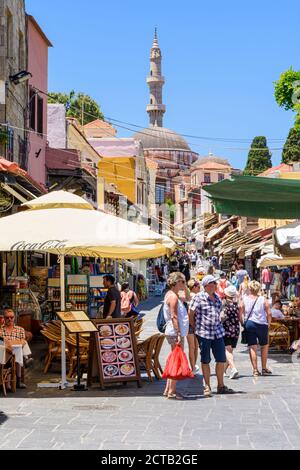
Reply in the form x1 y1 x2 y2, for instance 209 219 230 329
0 189 14 213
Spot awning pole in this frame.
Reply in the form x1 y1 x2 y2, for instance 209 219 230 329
60 255 67 389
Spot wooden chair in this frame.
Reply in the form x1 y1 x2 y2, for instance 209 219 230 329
134 318 144 331
153 334 165 379
137 333 162 382
269 322 290 350
0 354 16 395
65 335 89 379
40 329 65 373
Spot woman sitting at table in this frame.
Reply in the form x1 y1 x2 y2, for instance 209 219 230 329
0 309 33 389
271 301 285 320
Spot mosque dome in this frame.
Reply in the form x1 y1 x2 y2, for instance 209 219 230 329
133 126 191 151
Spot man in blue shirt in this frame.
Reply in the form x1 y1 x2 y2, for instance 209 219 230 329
236 264 249 288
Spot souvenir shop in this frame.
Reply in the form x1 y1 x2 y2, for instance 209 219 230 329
0 253 149 335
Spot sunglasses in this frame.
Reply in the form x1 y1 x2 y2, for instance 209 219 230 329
5 316 14 320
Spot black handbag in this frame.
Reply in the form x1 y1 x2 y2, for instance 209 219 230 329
241 298 258 345
241 329 248 344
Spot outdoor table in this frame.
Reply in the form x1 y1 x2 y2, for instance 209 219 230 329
0 345 6 364
276 318 300 342
0 343 32 367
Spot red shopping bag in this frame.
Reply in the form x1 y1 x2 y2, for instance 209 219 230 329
162 345 194 380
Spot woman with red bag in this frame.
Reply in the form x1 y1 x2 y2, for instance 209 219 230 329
162 272 190 399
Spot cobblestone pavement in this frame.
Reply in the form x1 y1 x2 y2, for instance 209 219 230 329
0 296 300 450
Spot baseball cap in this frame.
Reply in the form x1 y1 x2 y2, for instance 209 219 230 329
202 275 218 287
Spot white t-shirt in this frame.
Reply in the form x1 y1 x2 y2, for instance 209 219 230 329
271 308 284 319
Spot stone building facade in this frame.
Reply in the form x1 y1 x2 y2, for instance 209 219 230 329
0 0 27 167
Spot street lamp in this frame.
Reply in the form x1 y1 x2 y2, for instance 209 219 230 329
9 70 32 85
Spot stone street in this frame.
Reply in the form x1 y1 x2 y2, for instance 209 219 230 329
0 296 300 450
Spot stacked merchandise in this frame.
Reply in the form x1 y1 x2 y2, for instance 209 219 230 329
67 275 88 313
89 275 108 319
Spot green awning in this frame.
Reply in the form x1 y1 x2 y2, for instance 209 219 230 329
204 175 300 219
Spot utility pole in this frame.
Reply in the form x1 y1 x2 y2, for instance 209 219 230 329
81 96 85 127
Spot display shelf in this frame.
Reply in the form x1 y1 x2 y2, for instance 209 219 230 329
67 275 88 314
88 275 108 319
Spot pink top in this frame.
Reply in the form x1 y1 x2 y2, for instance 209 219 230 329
262 268 272 283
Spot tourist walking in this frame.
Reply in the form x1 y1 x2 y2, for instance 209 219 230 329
239 274 250 298
216 272 230 300
236 264 249 288
261 267 272 298
222 286 240 379
120 283 139 318
163 272 189 399
189 275 234 397
240 280 272 377
187 279 201 373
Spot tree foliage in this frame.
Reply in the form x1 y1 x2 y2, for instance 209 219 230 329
282 127 300 163
274 68 300 130
274 68 300 111
48 91 104 125
244 136 272 176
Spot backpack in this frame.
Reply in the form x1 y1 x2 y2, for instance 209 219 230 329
121 291 133 315
156 304 166 333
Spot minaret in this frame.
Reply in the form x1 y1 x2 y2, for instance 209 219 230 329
146 29 166 127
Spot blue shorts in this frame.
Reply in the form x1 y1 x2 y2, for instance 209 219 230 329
196 336 226 364
245 320 269 347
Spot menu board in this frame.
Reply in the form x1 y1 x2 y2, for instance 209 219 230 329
57 311 98 334
57 311 88 322
88 318 141 389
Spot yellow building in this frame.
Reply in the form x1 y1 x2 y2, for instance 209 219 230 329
98 157 136 204
85 133 149 218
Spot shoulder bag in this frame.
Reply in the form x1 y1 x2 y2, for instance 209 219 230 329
241 297 258 345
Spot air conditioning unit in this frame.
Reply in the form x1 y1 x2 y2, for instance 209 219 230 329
292 162 300 172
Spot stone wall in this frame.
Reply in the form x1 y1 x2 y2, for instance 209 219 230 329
0 0 27 166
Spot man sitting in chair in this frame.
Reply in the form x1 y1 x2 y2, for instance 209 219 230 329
0 309 33 389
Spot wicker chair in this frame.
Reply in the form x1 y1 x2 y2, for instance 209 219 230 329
153 334 165 379
0 354 16 395
65 335 90 379
137 334 164 382
269 322 290 350
40 329 65 373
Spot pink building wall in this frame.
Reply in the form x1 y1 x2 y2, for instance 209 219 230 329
27 16 52 187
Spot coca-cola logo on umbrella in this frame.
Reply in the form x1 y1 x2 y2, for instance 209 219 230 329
10 240 68 251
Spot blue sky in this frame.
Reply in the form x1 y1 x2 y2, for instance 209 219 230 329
26 0 299 169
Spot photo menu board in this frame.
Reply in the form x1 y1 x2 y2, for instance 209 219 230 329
88 318 141 389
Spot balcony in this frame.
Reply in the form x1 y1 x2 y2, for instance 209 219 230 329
146 104 166 112
147 75 165 85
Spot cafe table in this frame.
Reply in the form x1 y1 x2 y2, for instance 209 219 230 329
276 317 300 342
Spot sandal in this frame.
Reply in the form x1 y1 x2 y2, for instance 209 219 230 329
262 368 272 376
217 385 235 395
203 386 213 398
167 393 184 400
253 369 261 377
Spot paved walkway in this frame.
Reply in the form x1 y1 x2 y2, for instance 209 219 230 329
0 297 300 449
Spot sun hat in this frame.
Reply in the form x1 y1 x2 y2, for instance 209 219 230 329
202 275 219 288
224 285 238 298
